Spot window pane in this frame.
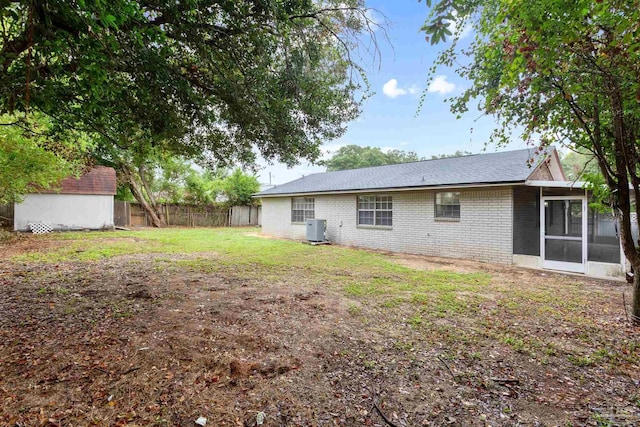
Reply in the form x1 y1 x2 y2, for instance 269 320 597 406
358 210 374 225
358 195 374 203
376 211 392 226
545 239 582 263
436 192 460 206
292 197 314 222
359 196 375 209
588 209 620 263
292 210 303 222
358 195 392 227
435 192 460 218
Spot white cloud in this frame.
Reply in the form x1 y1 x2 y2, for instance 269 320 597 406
382 79 407 98
459 24 473 39
382 80 420 99
428 75 456 95
446 11 472 40
399 141 410 147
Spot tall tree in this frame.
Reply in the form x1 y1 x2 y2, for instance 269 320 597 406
423 0 640 323
221 169 260 207
0 114 88 204
1 0 379 224
430 150 472 160
323 145 423 170
562 150 600 182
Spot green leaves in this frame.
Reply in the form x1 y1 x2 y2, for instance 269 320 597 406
323 145 423 171
1 0 373 171
0 114 88 204
423 1 640 312
221 169 260 207
101 14 117 28
421 18 453 44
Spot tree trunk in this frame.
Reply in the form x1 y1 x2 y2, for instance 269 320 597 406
129 181 164 227
633 267 640 324
138 164 164 222
121 165 164 228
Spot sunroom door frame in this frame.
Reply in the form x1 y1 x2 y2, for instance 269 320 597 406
540 194 587 274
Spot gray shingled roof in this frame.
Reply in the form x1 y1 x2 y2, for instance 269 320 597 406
257 148 549 197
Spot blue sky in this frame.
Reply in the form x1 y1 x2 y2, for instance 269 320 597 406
257 1 529 186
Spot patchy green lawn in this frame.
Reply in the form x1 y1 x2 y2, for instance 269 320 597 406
0 227 638 426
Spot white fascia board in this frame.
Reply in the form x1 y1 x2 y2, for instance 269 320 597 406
256 181 524 198
525 180 588 188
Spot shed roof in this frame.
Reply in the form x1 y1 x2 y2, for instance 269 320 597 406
42 166 117 195
257 148 553 197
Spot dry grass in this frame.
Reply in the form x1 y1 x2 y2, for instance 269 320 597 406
0 227 638 426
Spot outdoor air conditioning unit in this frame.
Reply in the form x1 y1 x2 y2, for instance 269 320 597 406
306 219 326 242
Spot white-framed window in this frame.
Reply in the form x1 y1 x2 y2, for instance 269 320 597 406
291 197 314 223
435 192 460 219
358 195 392 226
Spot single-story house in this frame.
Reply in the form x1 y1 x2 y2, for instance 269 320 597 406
256 148 626 279
14 166 117 232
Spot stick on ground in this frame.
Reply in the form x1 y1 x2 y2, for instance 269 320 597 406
436 355 456 380
373 401 400 427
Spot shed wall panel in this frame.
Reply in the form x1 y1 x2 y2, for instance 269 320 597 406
14 194 114 231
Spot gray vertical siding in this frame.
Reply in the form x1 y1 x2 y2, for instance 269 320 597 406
513 186 540 256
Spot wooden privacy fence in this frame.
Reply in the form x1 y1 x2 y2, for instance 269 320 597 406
113 200 130 228
0 204 14 228
229 205 261 227
2 202 259 229
114 202 260 228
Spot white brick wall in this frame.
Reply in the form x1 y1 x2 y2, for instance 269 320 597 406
261 187 514 264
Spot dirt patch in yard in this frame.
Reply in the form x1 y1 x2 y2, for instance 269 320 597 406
0 236 639 426
390 252 568 277
0 233 63 258
389 253 511 274
0 234 147 260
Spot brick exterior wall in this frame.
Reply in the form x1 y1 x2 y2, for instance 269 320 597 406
261 187 514 264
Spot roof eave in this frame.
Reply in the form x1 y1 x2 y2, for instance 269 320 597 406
255 180 526 198
525 180 588 189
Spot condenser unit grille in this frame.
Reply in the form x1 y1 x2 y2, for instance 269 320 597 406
306 219 326 242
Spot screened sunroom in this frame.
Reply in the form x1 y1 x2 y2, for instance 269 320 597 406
513 182 626 278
